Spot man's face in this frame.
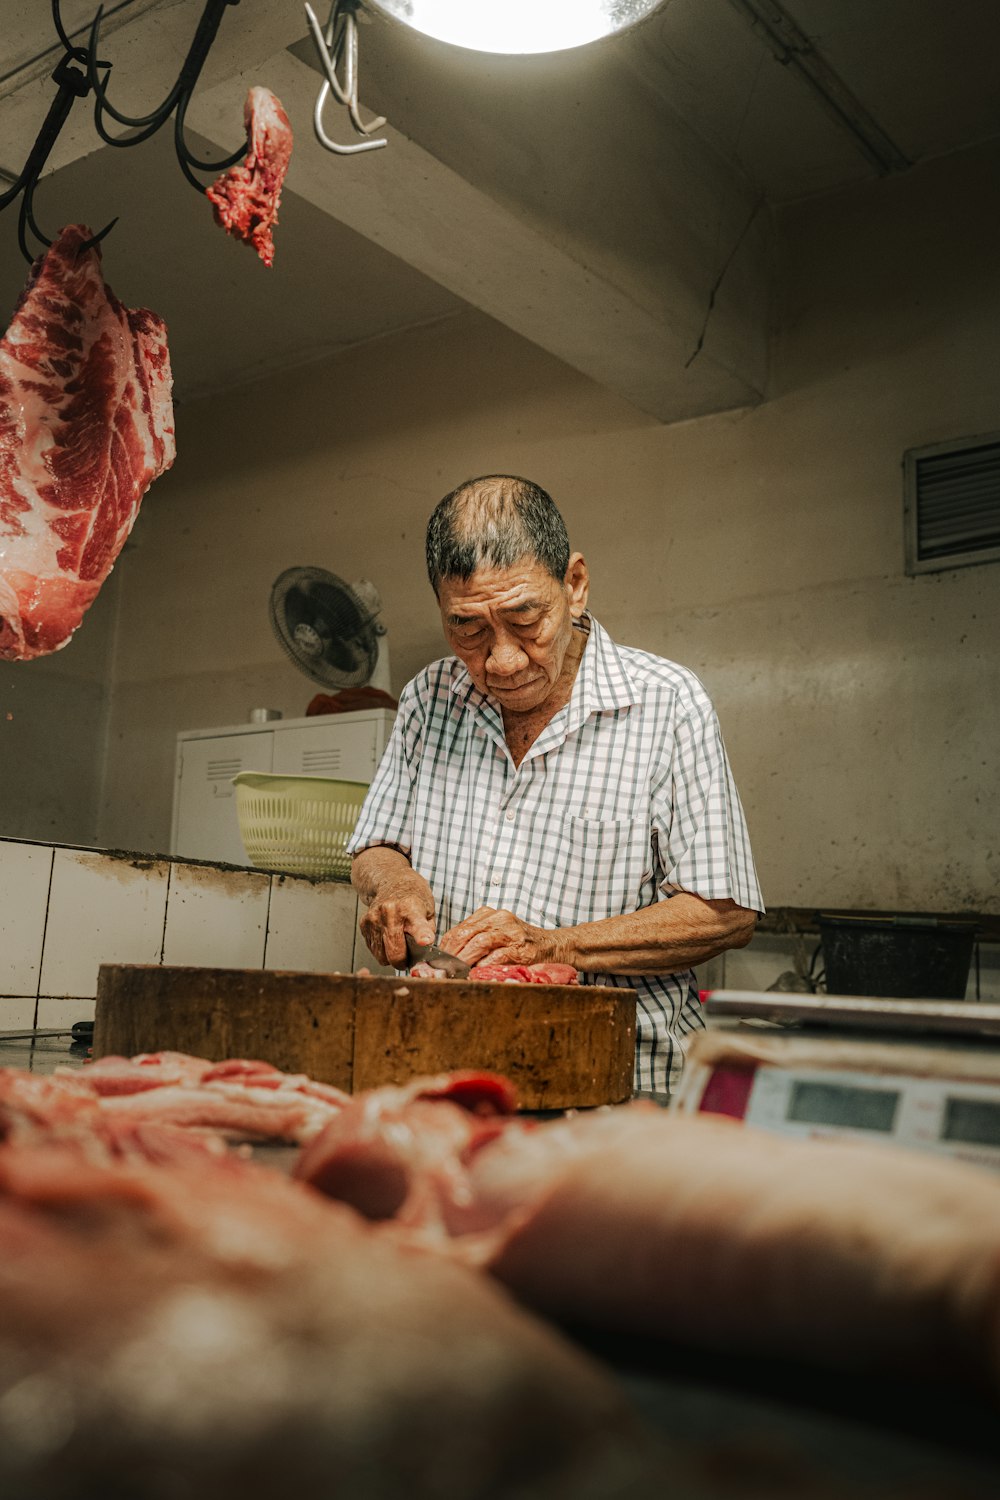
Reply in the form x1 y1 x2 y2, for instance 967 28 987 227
437 554 589 713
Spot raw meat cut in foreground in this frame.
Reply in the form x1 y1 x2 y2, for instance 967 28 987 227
51 1049 350 1143
0 224 174 660
299 1076 1000 1402
294 1071 518 1248
0 1135 661 1499
207 86 293 267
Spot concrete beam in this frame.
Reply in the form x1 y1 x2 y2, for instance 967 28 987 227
0 0 311 179
188 46 769 423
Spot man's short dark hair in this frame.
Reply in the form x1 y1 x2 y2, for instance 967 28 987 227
425 475 570 593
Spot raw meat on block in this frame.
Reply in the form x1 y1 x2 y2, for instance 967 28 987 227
408 962 580 983
0 224 174 660
0 1137 661 1499
207 86 293 267
471 962 579 984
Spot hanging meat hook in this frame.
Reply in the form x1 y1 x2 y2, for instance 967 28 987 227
77 0 249 190
2 0 252 263
0 3 116 263
305 0 388 155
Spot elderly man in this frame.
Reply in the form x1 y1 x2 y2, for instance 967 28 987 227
349 475 762 1097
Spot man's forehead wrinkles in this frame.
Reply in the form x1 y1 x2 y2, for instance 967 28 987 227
447 597 544 624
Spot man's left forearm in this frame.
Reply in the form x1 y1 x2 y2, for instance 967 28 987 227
555 893 757 976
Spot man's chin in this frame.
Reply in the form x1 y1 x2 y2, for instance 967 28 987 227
487 680 545 707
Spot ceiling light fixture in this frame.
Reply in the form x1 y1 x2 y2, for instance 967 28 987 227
367 0 665 55
305 0 665 158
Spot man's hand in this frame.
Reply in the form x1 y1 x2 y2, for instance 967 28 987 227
352 848 436 969
440 907 566 969
442 892 757 976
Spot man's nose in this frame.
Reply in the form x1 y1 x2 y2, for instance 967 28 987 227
487 635 528 674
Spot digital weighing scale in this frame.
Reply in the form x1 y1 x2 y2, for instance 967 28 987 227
674 991 1000 1172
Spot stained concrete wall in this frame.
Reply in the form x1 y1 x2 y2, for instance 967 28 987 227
14 136 999 915
0 568 120 847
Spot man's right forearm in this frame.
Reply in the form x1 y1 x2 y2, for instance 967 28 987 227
351 845 424 905
352 845 405 905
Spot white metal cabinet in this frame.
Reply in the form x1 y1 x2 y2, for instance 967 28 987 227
171 709 395 867
271 720 381 780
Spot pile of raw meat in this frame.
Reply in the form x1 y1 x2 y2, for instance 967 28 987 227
0 226 175 660
411 961 579 984
0 1055 658 1499
5 1049 1000 1497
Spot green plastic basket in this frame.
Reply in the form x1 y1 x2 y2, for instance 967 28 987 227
232 772 368 879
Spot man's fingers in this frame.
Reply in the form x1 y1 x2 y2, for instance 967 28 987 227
441 907 500 952
363 897 437 971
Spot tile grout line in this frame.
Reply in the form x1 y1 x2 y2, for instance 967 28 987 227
159 862 173 964
32 847 56 1031
262 875 274 970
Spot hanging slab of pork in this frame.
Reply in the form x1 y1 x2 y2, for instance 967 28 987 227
206 87 293 267
0 224 174 660
0 1135 662 1500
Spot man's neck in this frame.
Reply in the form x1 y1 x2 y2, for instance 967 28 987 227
501 622 588 766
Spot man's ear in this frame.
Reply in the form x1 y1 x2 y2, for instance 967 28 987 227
565 553 590 618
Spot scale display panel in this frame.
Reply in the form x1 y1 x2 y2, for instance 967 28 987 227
727 1066 1000 1170
683 991 1000 1170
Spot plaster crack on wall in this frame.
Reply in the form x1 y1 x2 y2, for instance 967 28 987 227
684 196 764 370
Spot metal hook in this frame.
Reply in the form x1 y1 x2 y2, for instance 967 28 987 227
305 0 388 156
4 0 254 263
0 29 115 264
76 0 248 181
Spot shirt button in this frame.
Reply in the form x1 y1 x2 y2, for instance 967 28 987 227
491 876 501 886
505 808 515 821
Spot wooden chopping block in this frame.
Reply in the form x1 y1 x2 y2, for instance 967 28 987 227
95 965 636 1110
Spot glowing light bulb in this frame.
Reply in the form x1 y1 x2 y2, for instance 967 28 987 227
371 0 662 55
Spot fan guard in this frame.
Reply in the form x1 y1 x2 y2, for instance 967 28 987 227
270 567 382 690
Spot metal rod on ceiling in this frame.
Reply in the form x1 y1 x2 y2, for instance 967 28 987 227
305 0 388 155
0 0 251 263
724 0 911 176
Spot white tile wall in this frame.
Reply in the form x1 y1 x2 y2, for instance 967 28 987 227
162 861 271 969
36 996 96 1028
39 849 170 998
264 877 357 972
0 841 53 996
0 839 368 1016
0 997 40 1030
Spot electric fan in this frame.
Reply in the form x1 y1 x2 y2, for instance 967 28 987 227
269 567 390 691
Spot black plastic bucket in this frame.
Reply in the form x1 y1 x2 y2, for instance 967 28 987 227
818 915 977 1000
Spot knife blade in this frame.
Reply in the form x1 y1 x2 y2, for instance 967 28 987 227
404 933 471 979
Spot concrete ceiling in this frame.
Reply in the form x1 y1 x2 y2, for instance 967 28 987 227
2 0 998 418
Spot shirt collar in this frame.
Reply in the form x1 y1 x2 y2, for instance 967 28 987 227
574 614 641 716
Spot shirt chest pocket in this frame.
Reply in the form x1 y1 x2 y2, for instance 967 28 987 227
549 815 650 926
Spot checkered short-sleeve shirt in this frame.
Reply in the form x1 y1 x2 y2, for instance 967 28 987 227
348 615 763 1096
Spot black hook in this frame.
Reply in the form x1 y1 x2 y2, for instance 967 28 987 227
1 0 252 264
0 28 116 264
82 0 249 185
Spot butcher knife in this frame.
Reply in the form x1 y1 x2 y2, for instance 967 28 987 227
404 933 471 978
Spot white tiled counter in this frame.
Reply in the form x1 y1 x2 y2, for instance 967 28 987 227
0 837 387 1032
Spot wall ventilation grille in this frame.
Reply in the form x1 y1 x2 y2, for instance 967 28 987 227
905 433 1000 575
